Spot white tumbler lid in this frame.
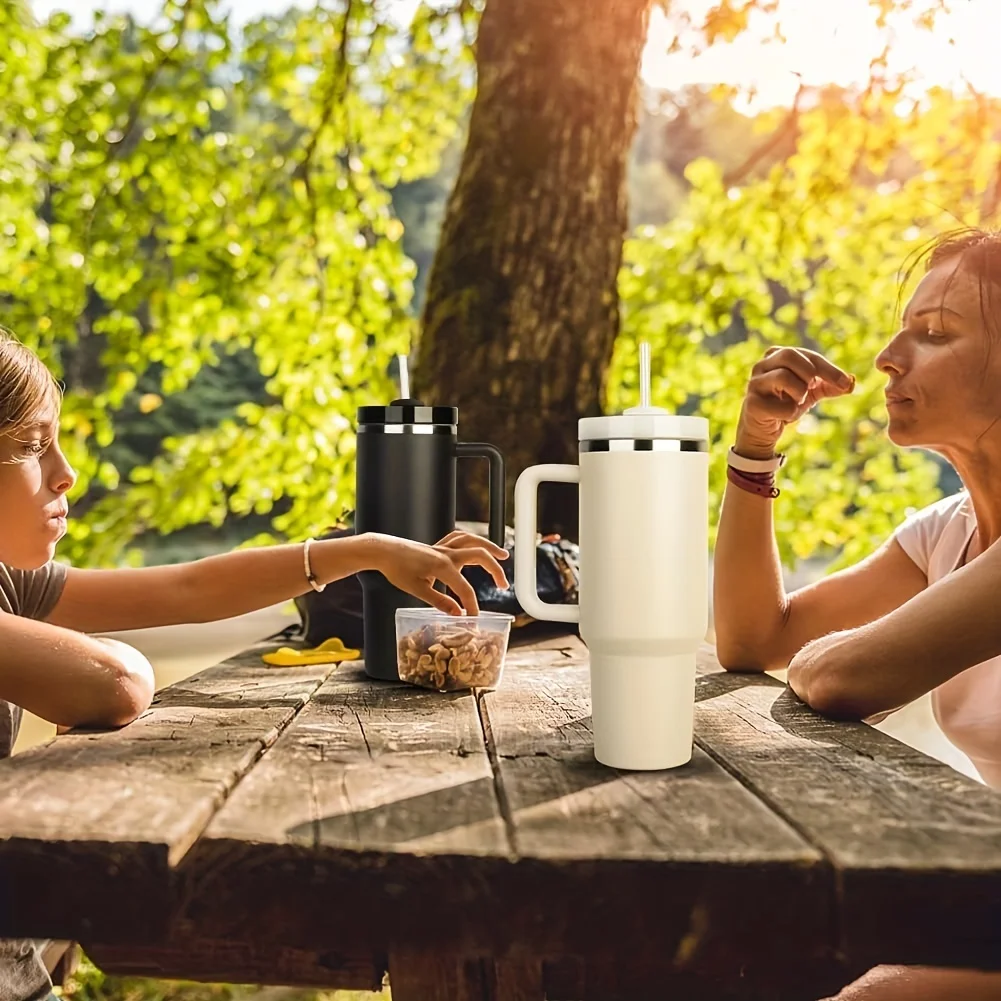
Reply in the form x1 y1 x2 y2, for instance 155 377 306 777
579 412 709 443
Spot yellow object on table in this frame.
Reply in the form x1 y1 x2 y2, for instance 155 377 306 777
261 637 361 667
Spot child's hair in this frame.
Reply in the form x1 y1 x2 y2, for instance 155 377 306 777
0 326 61 440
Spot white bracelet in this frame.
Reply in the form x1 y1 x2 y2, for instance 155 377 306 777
303 538 325 592
727 446 786 474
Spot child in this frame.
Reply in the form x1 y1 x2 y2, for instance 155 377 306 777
0 328 508 1001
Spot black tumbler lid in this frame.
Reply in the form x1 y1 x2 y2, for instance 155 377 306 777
357 398 458 426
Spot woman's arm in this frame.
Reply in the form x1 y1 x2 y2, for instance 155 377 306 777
788 538 1001 719
47 531 508 634
0 614 154 728
716 485 927 672
714 347 924 672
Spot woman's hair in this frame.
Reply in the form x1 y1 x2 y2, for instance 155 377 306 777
902 227 1001 341
0 326 61 440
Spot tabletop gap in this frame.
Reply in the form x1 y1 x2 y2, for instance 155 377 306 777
475 688 520 859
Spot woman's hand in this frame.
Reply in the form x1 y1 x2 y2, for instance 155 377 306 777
736 347 856 459
362 530 509 616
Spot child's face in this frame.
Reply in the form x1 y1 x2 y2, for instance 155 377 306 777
0 408 76 570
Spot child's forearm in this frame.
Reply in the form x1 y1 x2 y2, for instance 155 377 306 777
49 531 505 633
51 535 382 633
177 535 380 623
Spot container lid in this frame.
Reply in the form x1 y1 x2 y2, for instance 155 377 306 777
396 607 515 623
579 409 709 442
357 398 458 426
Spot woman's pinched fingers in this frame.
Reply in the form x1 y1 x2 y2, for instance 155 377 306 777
751 367 811 404
754 347 853 392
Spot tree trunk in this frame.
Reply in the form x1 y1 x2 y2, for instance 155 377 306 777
415 0 651 538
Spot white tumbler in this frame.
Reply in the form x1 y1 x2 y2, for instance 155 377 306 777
514 353 709 770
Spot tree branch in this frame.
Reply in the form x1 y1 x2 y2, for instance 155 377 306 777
293 0 358 312
722 81 805 188
85 0 194 236
111 30 177 159
75 0 196 381
295 0 356 192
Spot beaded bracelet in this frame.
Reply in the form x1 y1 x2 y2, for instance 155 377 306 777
303 537 326 592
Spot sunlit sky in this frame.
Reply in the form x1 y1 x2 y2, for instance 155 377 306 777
32 0 1001 111
644 0 1001 110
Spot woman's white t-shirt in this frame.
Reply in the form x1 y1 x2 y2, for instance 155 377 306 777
893 491 1001 787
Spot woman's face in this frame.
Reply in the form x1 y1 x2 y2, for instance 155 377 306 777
0 408 76 570
876 257 1001 453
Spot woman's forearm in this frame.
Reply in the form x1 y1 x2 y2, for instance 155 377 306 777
713 348 856 671
713 481 788 671
790 541 1001 718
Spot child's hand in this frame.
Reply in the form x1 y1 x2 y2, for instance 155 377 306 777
363 530 509 616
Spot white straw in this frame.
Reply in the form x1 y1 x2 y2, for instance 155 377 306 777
639 341 651 410
398 353 410 399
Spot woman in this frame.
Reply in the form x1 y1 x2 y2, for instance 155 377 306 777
0 327 508 1001
714 228 1001 1000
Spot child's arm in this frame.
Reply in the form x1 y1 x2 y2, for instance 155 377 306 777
47 531 508 634
0 614 154 728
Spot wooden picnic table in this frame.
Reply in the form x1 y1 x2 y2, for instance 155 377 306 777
0 630 1000 1001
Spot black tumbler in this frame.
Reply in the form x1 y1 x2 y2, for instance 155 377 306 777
355 398 505 680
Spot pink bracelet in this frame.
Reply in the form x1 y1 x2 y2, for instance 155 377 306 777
727 465 780 499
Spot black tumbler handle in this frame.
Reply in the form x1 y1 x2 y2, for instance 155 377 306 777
455 442 506 547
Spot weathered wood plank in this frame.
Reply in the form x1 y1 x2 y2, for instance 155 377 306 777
150 646 332 709
541 955 849 1001
387 951 543 1001
479 653 845 997
694 661 1001 971
171 660 512 954
491 957 544 1001
190 661 506 851
87 939 385 991
388 949 463 1001
0 645 332 943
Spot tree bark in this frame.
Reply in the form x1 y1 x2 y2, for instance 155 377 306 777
415 0 651 538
